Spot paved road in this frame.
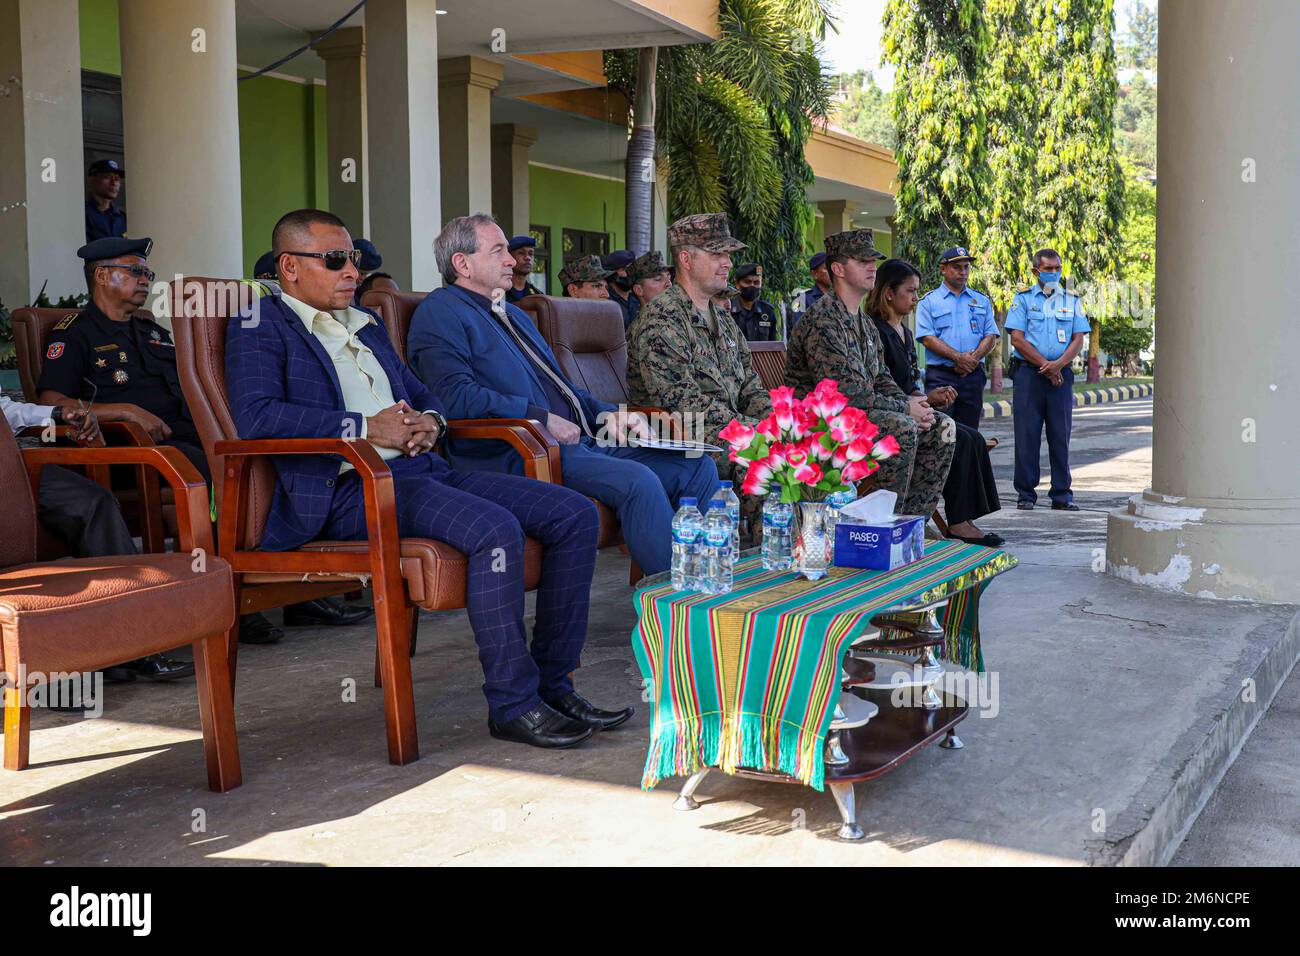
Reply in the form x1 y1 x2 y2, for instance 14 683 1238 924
976 396 1300 867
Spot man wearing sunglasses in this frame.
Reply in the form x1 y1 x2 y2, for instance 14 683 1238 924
37 237 370 644
226 209 628 750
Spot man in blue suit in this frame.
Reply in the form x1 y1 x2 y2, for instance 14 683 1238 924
406 214 719 578
225 209 633 749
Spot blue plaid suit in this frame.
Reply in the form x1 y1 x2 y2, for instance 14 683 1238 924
226 294 600 722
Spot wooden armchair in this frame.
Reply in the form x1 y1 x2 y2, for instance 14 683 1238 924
1 426 240 791
172 278 559 766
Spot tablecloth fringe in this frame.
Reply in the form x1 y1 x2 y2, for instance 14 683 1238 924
641 713 828 792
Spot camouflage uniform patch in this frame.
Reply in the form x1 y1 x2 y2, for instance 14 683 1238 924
785 288 953 515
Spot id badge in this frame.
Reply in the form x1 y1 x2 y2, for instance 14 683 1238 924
1056 327 1068 344
970 318 979 333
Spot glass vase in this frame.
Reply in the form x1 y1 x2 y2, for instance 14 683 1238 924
792 500 832 581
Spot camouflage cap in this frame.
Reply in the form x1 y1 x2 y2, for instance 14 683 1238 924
824 228 886 262
717 285 740 300
628 249 672 283
558 254 612 287
668 213 747 254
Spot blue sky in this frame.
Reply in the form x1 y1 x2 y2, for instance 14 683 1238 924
819 0 1157 91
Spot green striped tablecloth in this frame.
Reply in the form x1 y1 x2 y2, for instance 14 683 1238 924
632 541 1017 791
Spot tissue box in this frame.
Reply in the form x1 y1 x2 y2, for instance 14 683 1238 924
834 515 926 571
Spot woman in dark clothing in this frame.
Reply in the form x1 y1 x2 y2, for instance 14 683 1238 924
865 259 1003 546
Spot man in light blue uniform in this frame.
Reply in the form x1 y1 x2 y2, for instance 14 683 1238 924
915 246 999 429
1004 248 1090 511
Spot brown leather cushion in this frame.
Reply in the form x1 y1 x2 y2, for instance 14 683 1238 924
749 341 787 391
359 289 428 364
12 307 156 401
0 553 235 675
242 536 546 612
516 296 630 405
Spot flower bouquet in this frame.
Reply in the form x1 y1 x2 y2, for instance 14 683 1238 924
719 380 900 580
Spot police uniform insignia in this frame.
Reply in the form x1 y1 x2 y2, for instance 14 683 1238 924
46 342 65 360
95 358 107 368
52 313 77 331
150 329 160 342
119 351 128 363
113 369 129 384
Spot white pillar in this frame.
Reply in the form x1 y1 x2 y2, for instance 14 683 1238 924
490 124 537 239
366 0 442 291
0 0 86 307
316 27 369 239
439 56 503 223
119 0 243 302
1106 0 1300 602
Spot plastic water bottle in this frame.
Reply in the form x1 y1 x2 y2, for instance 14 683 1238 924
702 503 734 594
762 497 794 571
826 487 857 562
711 480 741 563
671 498 704 592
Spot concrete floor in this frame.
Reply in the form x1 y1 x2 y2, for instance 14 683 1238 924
2 398 1296 865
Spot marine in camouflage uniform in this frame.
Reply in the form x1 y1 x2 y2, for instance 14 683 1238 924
626 213 771 483
785 229 954 517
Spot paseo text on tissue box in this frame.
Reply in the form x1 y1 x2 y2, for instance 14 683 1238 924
834 515 926 571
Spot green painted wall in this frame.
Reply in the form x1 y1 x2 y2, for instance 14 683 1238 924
527 165 625 292
79 0 120 75
237 73 327 276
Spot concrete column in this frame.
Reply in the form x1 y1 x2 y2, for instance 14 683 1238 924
0 0 86 307
366 0 441 291
490 124 537 238
119 0 243 300
315 27 368 238
438 56 503 222
818 199 855 236
1106 0 1300 603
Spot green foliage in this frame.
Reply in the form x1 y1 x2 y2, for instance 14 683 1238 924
831 71 896 149
1116 0 1157 69
33 291 88 310
1115 72 1156 179
1099 317 1152 372
607 0 835 297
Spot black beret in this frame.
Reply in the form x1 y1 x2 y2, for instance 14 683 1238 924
733 263 762 281
88 159 125 177
253 251 278 279
508 235 536 252
601 249 635 271
354 238 383 272
77 236 153 261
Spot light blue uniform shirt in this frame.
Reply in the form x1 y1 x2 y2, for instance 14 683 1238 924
1005 283 1091 361
915 284 998 366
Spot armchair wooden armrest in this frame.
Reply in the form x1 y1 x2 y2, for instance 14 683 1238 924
21 444 213 556
445 418 561 483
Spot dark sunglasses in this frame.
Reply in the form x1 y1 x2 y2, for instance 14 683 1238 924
99 264 156 282
285 249 363 271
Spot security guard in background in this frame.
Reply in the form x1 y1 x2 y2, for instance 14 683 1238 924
730 263 779 341
505 235 544 304
38 237 372 641
253 250 278 280
915 246 999 429
85 159 127 243
1005 247 1090 511
790 251 830 332
602 249 640 328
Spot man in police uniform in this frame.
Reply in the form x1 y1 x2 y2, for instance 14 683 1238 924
916 246 1000 429
628 250 673 307
602 249 640 328
1005 248 1090 511
85 159 127 243
38 237 371 640
730 263 779 341
559 256 613 301
253 250 278 280
505 235 544 304
790 251 830 332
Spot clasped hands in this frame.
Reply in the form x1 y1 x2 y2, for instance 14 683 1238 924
951 351 982 375
365 401 441 456
1036 357 1068 387
550 408 650 446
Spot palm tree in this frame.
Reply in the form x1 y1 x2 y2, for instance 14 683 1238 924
607 0 834 296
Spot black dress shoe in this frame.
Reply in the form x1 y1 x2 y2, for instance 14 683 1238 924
1051 502 1081 511
283 598 374 627
488 703 595 749
546 691 634 731
951 532 1005 548
1016 501 1034 510
239 612 284 645
105 654 195 684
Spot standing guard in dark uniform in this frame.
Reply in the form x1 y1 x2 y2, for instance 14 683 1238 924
505 236 544 304
37 237 372 642
730 263 779 341
85 159 128 243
